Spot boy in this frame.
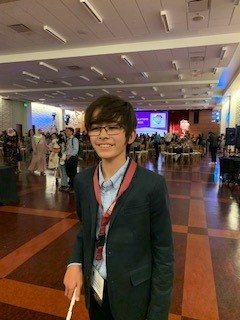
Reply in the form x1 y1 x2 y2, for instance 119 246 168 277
64 95 174 320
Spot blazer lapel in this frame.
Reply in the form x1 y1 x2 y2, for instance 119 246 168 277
84 169 98 242
87 181 98 241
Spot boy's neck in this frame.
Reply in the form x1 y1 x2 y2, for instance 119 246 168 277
101 157 127 181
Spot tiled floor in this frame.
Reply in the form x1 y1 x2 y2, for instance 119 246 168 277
0 155 240 320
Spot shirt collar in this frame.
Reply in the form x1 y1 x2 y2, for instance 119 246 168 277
98 157 130 189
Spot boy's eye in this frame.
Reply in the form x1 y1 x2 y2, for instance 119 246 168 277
108 125 121 130
91 127 100 132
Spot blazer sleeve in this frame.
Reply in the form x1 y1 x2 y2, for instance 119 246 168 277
147 175 174 320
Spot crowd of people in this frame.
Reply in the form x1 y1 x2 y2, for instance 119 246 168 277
0 127 89 193
0 125 227 184
129 131 226 163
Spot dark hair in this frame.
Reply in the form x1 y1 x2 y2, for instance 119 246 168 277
66 127 74 133
84 95 137 140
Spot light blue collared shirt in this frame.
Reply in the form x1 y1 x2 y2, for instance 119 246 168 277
66 135 79 156
93 157 130 279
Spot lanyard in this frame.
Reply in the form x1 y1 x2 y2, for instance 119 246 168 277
93 159 137 260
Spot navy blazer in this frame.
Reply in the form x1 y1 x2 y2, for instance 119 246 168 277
70 165 174 320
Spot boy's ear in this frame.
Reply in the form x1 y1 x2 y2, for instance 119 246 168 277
127 130 137 144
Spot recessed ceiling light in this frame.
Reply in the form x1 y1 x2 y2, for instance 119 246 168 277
25 79 38 84
141 72 149 78
13 83 27 88
80 0 103 23
79 75 90 81
90 66 104 76
22 71 40 79
43 25 67 44
39 61 58 72
192 14 205 22
115 77 124 84
61 81 72 86
160 10 170 33
121 55 133 67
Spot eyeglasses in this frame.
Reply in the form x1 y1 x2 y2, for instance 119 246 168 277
88 124 122 136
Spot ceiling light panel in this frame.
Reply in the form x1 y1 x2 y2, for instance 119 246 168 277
90 66 104 76
43 25 67 44
172 60 178 71
115 77 124 84
39 61 58 72
141 72 149 78
121 55 133 67
160 10 170 33
212 67 218 74
25 79 38 84
80 0 103 23
61 81 72 86
22 71 40 79
14 83 27 88
219 47 227 60
79 76 90 81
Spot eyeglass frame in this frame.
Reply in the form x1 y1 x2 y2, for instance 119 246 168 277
88 124 123 136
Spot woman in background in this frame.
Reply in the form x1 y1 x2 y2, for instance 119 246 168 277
28 129 48 175
48 132 61 184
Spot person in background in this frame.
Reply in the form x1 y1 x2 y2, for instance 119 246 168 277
58 131 69 192
208 131 219 164
48 133 61 184
63 95 174 320
28 128 48 175
3 128 20 173
64 127 79 193
153 132 161 159
198 133 206 158
164 131 173 146
74 127 81 140
219 134 226 156
25 129 35 163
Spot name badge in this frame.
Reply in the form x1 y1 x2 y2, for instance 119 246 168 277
91 267 105 305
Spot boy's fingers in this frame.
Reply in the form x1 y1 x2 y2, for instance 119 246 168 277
75 285 81 301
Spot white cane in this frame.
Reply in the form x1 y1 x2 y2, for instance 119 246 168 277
66 287 77 320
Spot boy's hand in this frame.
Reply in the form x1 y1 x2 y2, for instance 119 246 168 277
63 265 83 302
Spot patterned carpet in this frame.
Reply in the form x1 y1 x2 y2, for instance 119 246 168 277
0 155 240 319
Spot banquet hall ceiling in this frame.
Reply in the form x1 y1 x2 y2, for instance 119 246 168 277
0 0 240 111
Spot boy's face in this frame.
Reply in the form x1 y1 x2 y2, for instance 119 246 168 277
89 110 136 163
65 128 72 137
